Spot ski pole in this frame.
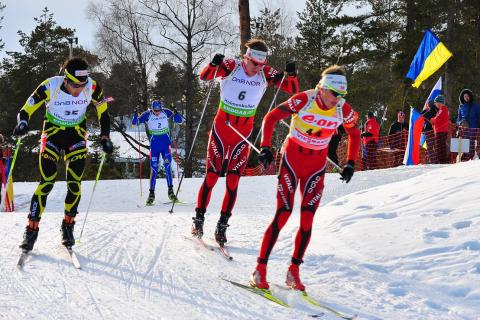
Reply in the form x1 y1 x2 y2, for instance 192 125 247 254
78 152 106 243
226 121 260 154
169 66 219 213
5 137 22 187
278 119 342 171
253 73 286 146
171 121 181 185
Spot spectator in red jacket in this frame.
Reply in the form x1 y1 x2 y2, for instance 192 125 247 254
361 111 380 170
428 94 450 164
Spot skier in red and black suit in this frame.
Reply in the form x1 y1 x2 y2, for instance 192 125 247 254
250 65 360 291
192 38 299 245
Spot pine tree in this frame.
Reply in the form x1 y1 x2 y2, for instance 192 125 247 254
295 0 347 88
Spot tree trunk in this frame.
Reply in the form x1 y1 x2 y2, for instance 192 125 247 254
239 0 251 54
445 0 456 107
402 0 416 106
184 40 195 178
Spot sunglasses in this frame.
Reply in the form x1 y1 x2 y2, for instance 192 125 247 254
330 90 345 98
67 80 88 88
248 57 263 67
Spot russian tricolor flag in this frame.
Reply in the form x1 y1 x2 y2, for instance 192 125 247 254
403 107 425 165
425 77 442 106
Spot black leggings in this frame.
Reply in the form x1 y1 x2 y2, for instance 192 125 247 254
28 124 87 222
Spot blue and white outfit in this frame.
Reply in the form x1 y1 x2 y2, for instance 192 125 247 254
132 107 183 192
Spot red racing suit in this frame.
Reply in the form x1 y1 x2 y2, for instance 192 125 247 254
256 89 360 266
430 104 450 164
197 59 299 216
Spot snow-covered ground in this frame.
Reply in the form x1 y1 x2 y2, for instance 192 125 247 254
1 161 479 319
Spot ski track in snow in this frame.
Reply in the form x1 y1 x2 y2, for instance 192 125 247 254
1 162 480 319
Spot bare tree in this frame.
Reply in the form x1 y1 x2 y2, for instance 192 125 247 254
88 0 157 110
136 0 233 177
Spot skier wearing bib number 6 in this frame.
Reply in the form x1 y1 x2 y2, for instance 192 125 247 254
192 39 299 245
132 100 184 205
13 57 113 252
250 65 361 291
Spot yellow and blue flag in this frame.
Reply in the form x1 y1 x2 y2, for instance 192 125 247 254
406 29 452 88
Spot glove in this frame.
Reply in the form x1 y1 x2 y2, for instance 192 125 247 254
211 53 225 66
101 138 114 154
340 160 355 183
258 147 273 169
273 72 285 82
459 119 469 128
13 121 29 136
286 60 296 76
170 103 178 114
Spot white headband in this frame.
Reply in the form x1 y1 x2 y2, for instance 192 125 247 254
74 70 89 77
318 74 348 95
246 48 267 64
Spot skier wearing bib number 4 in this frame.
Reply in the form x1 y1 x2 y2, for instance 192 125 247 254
13 57 114 252
250 65 361 291
132 100 184 205
192 39 299 245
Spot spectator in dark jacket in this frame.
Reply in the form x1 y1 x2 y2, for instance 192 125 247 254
388 110 408 166
388 110 408 136
422 100 437 163
456 89 480 159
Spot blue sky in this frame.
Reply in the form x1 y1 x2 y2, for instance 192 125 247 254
0 0 307 58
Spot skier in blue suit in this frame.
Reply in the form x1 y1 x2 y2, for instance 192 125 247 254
133 100 184 205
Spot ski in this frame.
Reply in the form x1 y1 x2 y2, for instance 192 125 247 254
223 279 325 318
223 278 289 307
183 235 214 252
162 200 193 205
16 250 30 270
64 247 82 269
185 235 234 261
217 244 233 261
273 284 357 319
302 293 356 319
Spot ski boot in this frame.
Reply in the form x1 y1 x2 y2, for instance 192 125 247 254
286 263 306 291
146 190 155 206
61 220 76 248
192 208 206 238
214 213 230 246
250 263 269 289
19 226 39 252
168 186 178 202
